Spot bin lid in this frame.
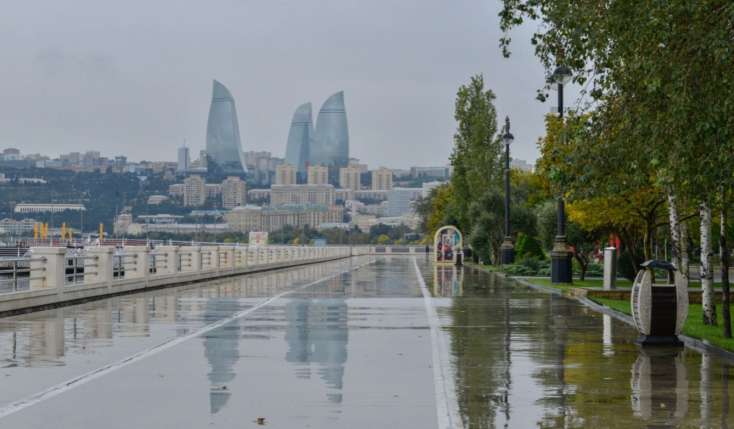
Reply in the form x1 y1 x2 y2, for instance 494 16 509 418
640 260 676 272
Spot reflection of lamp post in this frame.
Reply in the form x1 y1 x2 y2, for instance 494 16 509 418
500 116 515 265
550 65 573 283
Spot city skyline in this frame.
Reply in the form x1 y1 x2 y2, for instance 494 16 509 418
0 1 567 169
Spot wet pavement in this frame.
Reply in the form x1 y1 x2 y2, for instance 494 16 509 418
0 256 732 428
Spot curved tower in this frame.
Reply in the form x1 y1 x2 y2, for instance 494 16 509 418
311 91 349 169
285 102 313 174
206 80 246 175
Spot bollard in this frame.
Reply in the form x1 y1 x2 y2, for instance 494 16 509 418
603 247 617 290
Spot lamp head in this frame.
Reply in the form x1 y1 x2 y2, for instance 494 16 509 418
502 116 514 146
552 65 572 85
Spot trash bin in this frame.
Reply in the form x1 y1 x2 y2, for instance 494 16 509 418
630 260 688 346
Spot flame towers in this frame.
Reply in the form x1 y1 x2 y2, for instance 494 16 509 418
206 80 246 175
311 91 349 169
285 103 313 174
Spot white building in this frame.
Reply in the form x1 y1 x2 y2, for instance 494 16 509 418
339 166 361 191
511 159 534 172
275 164 297 185
221 176 247 209
386 188 422 217
147 195 169 205
371 167 393 191
14 203 86 214
307 165 329 185
270 184 335 207
225 204 343 233
183 176 206 207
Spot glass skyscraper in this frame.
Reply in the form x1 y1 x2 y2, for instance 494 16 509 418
285 102 313 174
206 80 246 175
311 91 349 169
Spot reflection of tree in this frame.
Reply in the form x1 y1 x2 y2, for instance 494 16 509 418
285 290 348 403
202 298 242 414
449 268 510 428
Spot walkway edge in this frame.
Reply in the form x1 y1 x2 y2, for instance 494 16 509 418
412 257 463 429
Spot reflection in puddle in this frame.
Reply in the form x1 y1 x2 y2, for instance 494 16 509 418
433 265 463 297
203 298 241 414
630 347 688 426
442 265 734 428
285 280 348 403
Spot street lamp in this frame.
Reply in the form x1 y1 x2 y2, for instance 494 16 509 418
500 116 515 265
550 65 573 283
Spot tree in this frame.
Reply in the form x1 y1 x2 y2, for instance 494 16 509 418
468 188 536 264
499 0 734 327
450 75 502 233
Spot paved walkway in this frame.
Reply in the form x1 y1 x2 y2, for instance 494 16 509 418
0 256 442 429
1 256 733 428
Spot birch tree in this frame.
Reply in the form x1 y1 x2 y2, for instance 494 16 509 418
699 202 716 324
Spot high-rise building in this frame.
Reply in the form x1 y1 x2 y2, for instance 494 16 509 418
183 175 206 207
348 158 368 173
371 167 393 191
311 91 349 170
276 164 297 185
307 165 329 185
206 80 246 175
285 103 313 174
221 176 247 209
339 166 361 191
177 146 190 172
244 151 282 185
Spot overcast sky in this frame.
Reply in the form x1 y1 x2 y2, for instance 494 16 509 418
0 0 574 169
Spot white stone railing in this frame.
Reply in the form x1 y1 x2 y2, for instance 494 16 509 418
0 245 351 315
349 245 430 255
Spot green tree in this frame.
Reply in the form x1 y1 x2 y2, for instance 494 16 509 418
499 0 734 330
450 75 502 233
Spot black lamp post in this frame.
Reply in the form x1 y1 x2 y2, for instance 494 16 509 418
550 65 573 283
500 116 515 265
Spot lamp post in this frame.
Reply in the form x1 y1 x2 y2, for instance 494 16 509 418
550 65 573 283
500 116 515 265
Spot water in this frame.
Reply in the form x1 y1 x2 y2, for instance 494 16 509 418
0 256 731 428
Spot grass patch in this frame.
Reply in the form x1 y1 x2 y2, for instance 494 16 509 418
593 297 734 352
530 277 633 290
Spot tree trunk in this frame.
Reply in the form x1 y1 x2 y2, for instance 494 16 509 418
667 191 689 278
700 201 717 325
721 203 731 338
574 253 588 281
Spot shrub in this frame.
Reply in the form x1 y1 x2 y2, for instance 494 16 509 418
515 233 545 260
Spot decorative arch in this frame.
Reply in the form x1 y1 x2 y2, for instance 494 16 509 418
433 225 463 265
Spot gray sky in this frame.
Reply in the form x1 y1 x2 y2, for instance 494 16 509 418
0 0 569 169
